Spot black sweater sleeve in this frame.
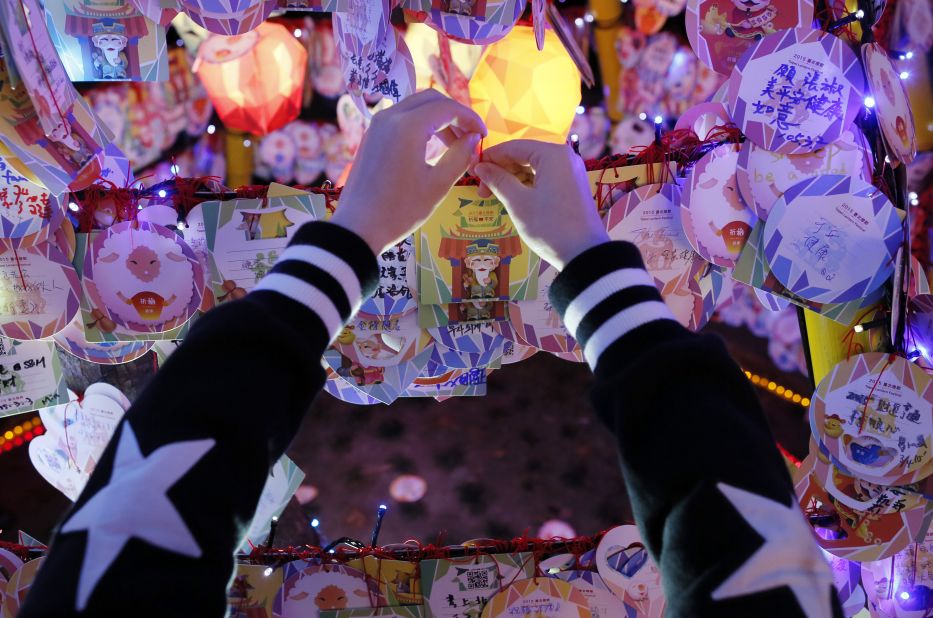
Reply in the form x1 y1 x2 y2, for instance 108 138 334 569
548 241 843 618
20 222 378 617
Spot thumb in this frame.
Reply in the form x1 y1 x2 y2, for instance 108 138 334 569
433 132 481 184
474 162 527 206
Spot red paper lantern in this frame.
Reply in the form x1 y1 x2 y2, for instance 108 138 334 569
194 22 308 136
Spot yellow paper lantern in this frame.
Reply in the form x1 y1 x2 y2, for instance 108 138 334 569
194 22 307 137
469 26 581 148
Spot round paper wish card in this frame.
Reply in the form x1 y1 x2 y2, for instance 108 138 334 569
596 525 665 618
908 294 933 364
736 126 873 220
360 236 415 316
861 527 933 617
794 454 930 562
422 0 524 45
810 353 933 486
606 183 711 331
427 321 505 365
501 338 538 364
0 242 81 340
762 175 901 305
862 43 917 165
323 367 381 406
817 458 927 517
673 102 731 140
552 570 626 618
54 314 153 365
324 310 434 405
481 577 591 618
503 262 584 362
83 221 204 338
3 557 45 618
0 163 62 244
821 551 866 618
685 0 814 76
681 144 756 267
726 28 865 154
274 562 376 616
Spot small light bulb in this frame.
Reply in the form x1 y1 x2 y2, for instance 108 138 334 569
884 155 891 163
206 124 216 135
638 112 648 121
293 28 302 38
177 221 186 230
157 189 167 198
271 516 279 523
263 567 273 577
853 324 865 333
170 164 180 175
574 17 584 27
855 9 864 18
906 51 915 59
899 71 909 79
864 96 876 108
584 13 594 22
912 198 920 206
311 518 320 528
243 139 252 148
68 202 80 212
654 115 663 125
576 105 585 115
379 504 388 510
176 39 184 47
901 591 910 600
909 191 919 200
570 133 579 142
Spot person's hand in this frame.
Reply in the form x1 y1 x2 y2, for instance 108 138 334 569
331 89 486 254
472 140 609 270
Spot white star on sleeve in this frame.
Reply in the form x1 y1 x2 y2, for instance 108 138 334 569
712 482 835 618
60 422 215 611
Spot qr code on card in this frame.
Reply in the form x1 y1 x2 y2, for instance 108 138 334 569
466 568 489 590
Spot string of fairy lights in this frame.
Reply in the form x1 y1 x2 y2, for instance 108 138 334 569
0 416 44 456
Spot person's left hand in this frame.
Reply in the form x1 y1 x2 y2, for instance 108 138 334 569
331 89 486 254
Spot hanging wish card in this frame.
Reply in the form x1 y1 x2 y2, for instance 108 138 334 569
810 353 933 486
821 551 865 618
54 313 153 365
80 221 204 342
551 571 623 618
426 322 506 365
324 310 435 404
685 0 813 76
595 525 665 618
605 183 712 331
481 577 591 618
324 367 382 406
403 0 525 45
500 262 584 362
674 102 731 140
816 456 927 518
364 236 416 316
28 383 129 501
345 556 423 607
726 28 864 154
761 175 902 305
500 339 538 364
401 365 490 399
0 160 59 244
44 0 169 82
419 301 510 328
2 557 45 618
419 188 539 306
273 562 375 617
420 552 535 618
202 190 324 303
862 42 917 165
179 0 274 36
227 563 283 618
238 455 305 551
0 337 67 419
861 527 933 617
680 143 756 268
794 453 933 562
0 60 107 194
0 241 81 340
736 126 873 220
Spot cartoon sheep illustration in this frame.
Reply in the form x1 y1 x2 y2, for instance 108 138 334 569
281 568 371 615
692 148 754 260
91 226 196 329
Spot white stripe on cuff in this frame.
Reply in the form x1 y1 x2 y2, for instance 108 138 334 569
255 273 344 341
563 268 658 337
583 300 675 369
276 244 362 310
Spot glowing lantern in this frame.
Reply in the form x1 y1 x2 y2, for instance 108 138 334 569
469 26 581 148
194 22 307 136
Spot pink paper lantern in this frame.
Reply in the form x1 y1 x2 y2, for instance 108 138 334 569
194 22 308 136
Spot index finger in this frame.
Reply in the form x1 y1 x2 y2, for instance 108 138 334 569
409 97 487 138
481 139 568 172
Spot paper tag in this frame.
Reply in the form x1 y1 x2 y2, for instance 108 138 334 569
862 42 917 165
811 353 933 485
427 321 505 360
0 158 58 243
551 571 625 618
726 28 864 154
762 175 902 305
227 563 283 617
685 0 814 76
821 551 865 618
481 577 591 617
418 0 524 44
274 562 375 615
674 103 731 141
681 143 756 267
345 556 423 608
861 527 933 617
81 221 204 340
595 525 665 618
363 236 416 316
401 363 490 398
2 557 44 618
324 367 382 406
0 241 81 340
0 337 66 418
736 126 873 220
53 313 153 365
180 0 274 35
420 552 534 618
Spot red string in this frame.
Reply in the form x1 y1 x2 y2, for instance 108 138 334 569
11 247 27 291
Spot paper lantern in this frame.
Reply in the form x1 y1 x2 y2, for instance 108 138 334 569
194 22 307 136
469 26 581 148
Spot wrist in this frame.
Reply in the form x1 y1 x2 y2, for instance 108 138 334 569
329 211 387 255
551 230 612 271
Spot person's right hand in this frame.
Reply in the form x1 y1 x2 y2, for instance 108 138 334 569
472 140 609 271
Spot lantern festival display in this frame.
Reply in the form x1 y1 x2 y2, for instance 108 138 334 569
194 21 307 136
469 25 581 148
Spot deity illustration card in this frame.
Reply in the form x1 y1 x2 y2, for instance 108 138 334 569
0 337 67 419
45 0 169 82
345 556 424 607
202 186 325 304
418 300 510 329
420 552 534 618
418 187 539 306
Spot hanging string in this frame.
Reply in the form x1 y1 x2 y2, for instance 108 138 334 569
11 247 27 292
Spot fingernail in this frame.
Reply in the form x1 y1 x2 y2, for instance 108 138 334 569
474 162 488 177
